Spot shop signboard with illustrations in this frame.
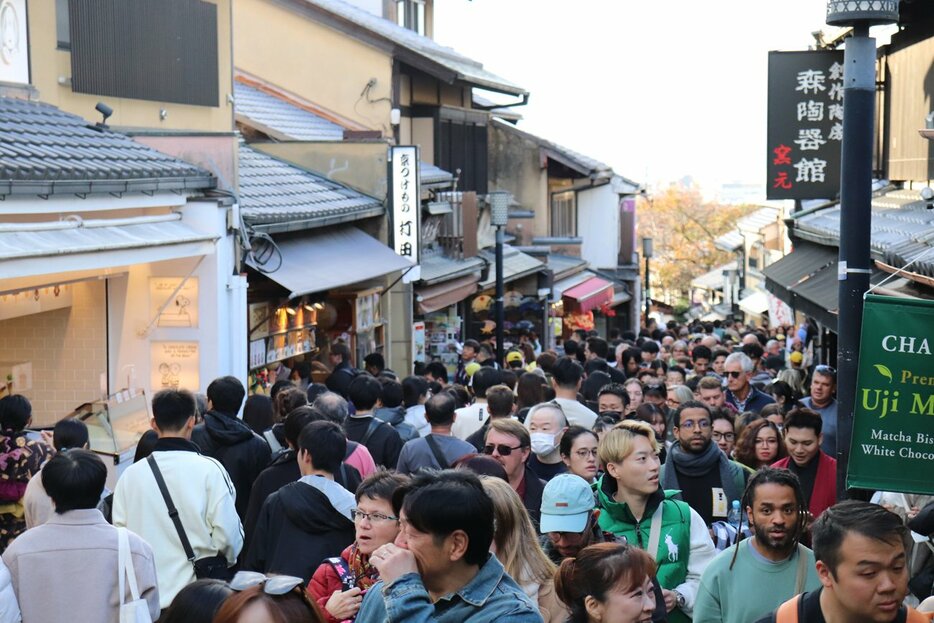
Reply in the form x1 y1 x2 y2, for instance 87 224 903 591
847 295 934 494
150 341 200 393
150 277 199 328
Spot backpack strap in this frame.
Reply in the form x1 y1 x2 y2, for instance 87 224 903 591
360 417 383 447
424 434 450 470
326 557 356 591
776 594 800 623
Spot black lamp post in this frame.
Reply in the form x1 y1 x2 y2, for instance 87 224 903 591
489 191 511 366
826 0 899 498
642 237 653 326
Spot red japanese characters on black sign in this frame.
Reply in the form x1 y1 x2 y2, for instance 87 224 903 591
766 51 844 200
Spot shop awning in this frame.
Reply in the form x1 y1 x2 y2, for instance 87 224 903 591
418 254 485 286
0 215 217 281
246 226 414 298
416 273 480 315
738 290 769 316
552 270 595 300
762 243 836 301
562 276 614 313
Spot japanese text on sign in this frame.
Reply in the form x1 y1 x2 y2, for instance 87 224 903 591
767 51 844 200
390 146 420 263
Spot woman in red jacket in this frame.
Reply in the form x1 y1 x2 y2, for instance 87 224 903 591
308 470 409 622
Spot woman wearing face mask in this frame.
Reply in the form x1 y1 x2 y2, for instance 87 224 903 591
554 542 658 623
559 427 600 484
526 402 570 482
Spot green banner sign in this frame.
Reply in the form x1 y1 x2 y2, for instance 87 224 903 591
847 294 934 493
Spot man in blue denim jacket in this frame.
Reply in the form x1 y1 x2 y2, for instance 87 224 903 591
356 470 543 622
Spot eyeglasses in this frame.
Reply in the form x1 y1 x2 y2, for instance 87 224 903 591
230 571 304 594
678 420 710 431
574 448 599 459
711 432 735 442
726 371 744 378
351 509 399 523
755 437 779 445
483 443 525 457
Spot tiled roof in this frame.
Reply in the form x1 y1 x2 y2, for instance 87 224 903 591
0 97 214 197
234 83 346 141
794 188 934 278
417 252 485 285
478 245 546 289
715 206 782 252
303 0 526 96
239 143 383 227
492 119 615 181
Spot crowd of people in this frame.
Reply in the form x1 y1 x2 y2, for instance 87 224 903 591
0 316 931 622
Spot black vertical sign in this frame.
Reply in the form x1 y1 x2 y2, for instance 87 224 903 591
767 51 844 200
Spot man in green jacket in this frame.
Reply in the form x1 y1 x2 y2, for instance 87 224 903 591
596 420 717 623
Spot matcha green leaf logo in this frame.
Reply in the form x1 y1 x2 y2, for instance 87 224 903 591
873 364 893 383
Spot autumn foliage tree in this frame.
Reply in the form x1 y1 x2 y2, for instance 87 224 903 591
638 184 756 305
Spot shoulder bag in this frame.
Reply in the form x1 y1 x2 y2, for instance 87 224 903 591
147 455 234 581
117 527 152 623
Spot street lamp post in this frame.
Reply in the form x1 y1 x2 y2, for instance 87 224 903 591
825 0 899 498
488 191 511 367
642 237 653 327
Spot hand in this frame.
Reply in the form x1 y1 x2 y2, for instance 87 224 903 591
325 587 363 620
661 589 677 612
908 506 920 520
370 542 418 585
40 430 54 448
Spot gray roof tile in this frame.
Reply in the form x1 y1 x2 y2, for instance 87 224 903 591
234 83 346 141
239 143 384 225
0 97 213 195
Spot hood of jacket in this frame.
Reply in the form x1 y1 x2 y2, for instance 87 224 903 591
202 411 255 446
278 480 355 534
597 473 677 524
373 406 406 426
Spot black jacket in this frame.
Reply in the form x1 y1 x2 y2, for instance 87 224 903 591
521 465 546 530
243 450 362 555
244 480 355 582
325 362 359 399
191 411 272 521
344 415 404 469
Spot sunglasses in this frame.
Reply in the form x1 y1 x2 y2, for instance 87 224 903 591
483 443 526 457
815 365 836 375
230 571 304 595
726 371 744 378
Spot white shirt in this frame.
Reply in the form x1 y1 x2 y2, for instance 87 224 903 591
554 398 597 429
452 402 488 441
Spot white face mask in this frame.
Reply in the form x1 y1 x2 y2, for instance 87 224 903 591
530 432 558 456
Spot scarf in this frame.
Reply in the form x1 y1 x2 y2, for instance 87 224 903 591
347 544 380 591
661 440 742 506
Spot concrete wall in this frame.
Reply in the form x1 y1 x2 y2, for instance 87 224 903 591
29 0 234 133
578 184 621 269
0 281 106 426
234 0 393 134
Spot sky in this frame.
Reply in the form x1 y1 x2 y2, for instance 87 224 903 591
433 0 834 198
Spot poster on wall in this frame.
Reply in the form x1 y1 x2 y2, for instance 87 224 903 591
847 295 934 494
149 278 199 328
150 342 200 393
0 0 29 85
413 321 426 363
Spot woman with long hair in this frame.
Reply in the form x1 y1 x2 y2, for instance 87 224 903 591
767 380 797 415
733 419 786 471
480 476 565 623
560 427 600 484
623 379 644 416
554 542 657 623
516 373 547 422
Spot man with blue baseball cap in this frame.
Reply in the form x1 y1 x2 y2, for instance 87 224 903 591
539 473 668 622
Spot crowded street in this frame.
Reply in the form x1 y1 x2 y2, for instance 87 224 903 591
0 0 933 621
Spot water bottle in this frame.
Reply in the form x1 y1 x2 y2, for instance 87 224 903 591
727 500 742 533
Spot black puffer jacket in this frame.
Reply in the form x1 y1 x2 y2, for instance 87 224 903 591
191 411 271 521
244 480 355 582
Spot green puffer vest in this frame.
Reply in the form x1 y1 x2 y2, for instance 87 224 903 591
596 475 693 623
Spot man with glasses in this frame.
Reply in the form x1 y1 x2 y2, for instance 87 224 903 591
245 421 355 582
358 470 542 622
799 365 838 458
660 401 748 527
482 417 545 527
723 353 775 415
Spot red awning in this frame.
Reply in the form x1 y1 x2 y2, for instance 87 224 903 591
562 276 613 313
